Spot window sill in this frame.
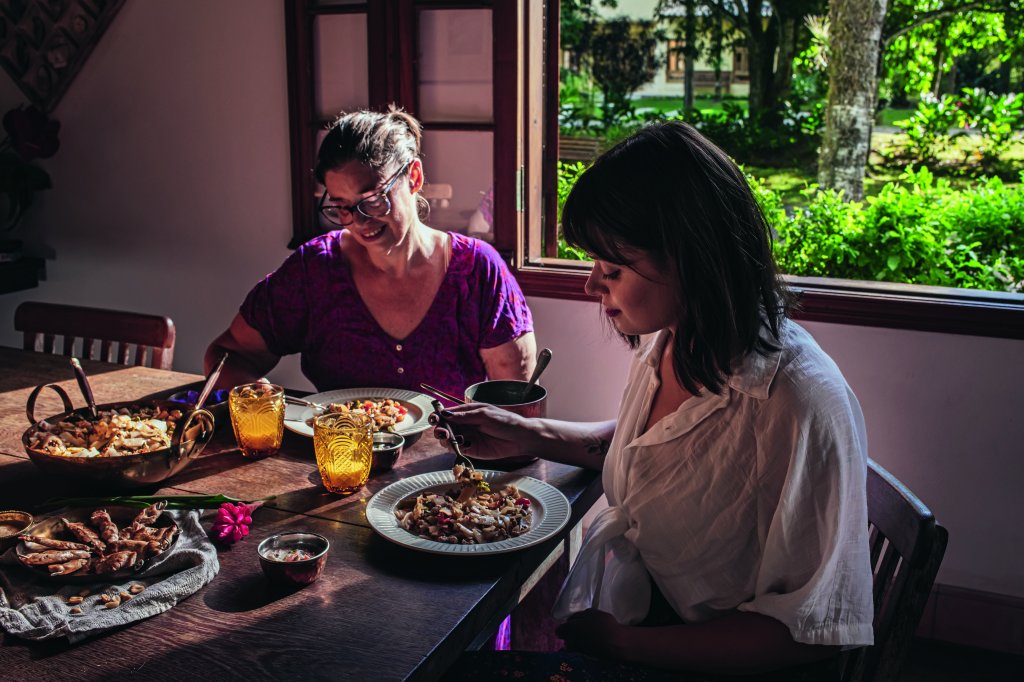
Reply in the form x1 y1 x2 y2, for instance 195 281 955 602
516 267 1024 340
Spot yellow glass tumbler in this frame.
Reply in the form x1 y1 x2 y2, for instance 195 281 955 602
313 412 373 495
228 382 285 458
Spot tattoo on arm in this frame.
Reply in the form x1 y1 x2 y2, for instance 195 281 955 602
586 438 610 458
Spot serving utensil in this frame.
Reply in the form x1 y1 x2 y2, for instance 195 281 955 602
419 383 466 405
519 348 552 402
195 353 227 410
284 395 328 412
69 357 98 418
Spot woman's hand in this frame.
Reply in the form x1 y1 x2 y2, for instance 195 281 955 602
555 609 628 659
429 403 536 461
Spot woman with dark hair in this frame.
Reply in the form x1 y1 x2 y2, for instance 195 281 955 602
435 121 873 678
206 106 536 397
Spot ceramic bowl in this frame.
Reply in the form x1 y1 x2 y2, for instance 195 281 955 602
167 388 230 423
371 432 405 473
257 532 329 586
0 510 33 552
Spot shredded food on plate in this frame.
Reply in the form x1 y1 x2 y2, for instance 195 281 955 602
327 398 408 432
395 464 532 544
28 406 184 458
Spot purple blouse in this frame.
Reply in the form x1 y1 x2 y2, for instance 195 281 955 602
240 231 533 399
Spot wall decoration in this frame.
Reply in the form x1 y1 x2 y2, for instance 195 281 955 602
0 0 126 113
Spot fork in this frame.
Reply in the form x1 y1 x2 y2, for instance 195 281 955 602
430 399 475 471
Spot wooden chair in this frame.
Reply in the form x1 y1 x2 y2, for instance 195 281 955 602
14 301 176 370
840 459 949 682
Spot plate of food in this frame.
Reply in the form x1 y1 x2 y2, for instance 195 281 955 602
284 387 434 444
365 464 571 556
16 503 178 583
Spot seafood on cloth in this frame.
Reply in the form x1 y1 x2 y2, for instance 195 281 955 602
26 405 185 458
17 502 177 577
394 464 533 545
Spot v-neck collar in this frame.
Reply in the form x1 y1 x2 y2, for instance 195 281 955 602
344 231 460 344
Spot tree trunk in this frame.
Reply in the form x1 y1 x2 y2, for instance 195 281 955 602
683 0 697 112
711 14 724 100
817 0 889 201
930 19 950 99
773 16 798 105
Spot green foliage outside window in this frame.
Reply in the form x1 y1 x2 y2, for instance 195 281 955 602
557 163 1024 294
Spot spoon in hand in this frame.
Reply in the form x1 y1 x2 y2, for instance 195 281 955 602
519 348 552 402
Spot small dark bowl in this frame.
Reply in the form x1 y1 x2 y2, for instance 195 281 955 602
167 388 230 422
371 432 405 473
0 510 33 552
257 532 329 586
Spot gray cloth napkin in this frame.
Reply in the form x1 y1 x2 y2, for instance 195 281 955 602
0 509 219 642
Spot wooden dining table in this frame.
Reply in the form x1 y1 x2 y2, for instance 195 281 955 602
0 346 602 681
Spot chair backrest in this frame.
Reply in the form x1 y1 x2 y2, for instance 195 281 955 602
840 459 949 682
14 301 176 370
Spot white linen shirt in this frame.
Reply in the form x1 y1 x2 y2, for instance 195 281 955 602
553 319 875 647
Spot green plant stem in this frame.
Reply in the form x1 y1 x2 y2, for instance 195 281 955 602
39 493 276 510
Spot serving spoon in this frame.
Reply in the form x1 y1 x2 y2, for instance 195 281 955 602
70 357 98 418
519 348 552 402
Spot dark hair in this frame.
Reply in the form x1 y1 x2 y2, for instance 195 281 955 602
314 105 429 217
561 120 791 395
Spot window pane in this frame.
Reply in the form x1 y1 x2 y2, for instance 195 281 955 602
421 130 493 238
315 14 369 118
417 9 493 123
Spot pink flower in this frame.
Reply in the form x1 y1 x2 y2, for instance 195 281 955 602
209 502 254 544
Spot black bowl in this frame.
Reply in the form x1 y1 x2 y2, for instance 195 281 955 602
167 388 230 422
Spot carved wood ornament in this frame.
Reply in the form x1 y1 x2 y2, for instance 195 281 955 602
0 0 125 113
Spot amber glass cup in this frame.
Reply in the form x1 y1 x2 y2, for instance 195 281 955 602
228 383 285 458
313 412 373 495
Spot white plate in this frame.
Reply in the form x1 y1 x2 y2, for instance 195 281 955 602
366 470 571 555
284 387 435 439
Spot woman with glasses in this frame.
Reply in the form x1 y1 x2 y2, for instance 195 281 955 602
434 121 873 680
205 106 536 398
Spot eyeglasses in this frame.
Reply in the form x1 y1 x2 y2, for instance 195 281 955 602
318 161 412 227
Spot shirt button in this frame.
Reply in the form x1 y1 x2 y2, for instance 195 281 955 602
397 367 405 374
396 344 403 351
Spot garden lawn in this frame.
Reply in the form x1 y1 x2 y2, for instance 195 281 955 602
747 131 1023 207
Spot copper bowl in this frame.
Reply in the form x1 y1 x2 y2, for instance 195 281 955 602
257 532 329 586
463 380 546 466
0 510 33 552
21 383 215 490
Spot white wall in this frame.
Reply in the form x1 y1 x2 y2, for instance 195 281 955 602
1 1 1021 599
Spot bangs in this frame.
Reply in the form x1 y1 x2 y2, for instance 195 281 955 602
561 152 662 266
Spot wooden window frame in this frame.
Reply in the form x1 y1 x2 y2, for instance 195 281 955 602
285 1 1024 341
510 0 1024 341
284 0 518 254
